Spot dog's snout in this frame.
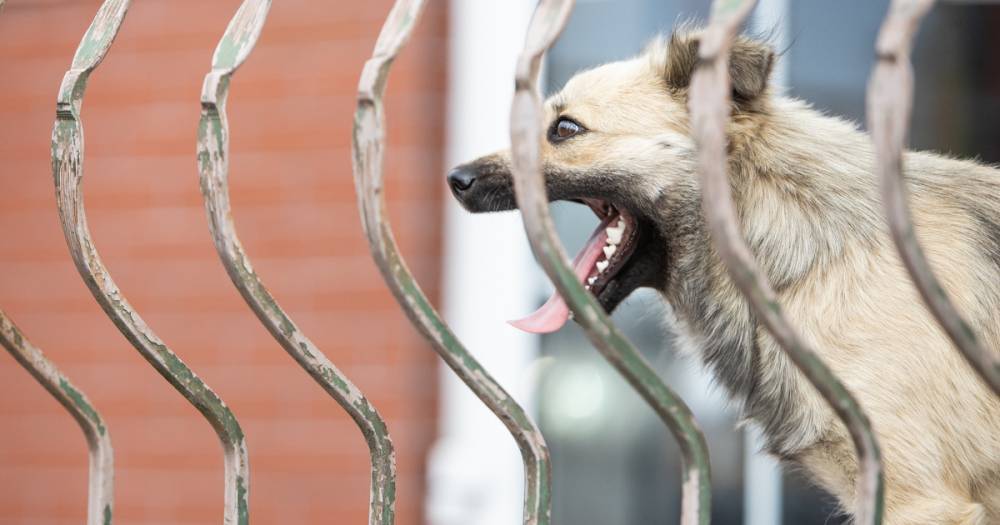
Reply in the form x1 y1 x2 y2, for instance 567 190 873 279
445 156 517 213
447 167 476 193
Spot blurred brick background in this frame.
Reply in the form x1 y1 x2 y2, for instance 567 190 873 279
0 1 445 523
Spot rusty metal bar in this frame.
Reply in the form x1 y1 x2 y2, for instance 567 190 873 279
51 2 251 523
508 2 712 524
0 311 114 525
688 1 884 524
352 2 553 524
868 1 1000 394
198 1 398 523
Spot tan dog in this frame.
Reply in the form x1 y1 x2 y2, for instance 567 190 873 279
446 29 1000 524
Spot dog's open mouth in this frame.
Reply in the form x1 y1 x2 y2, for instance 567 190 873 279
510 199 640 333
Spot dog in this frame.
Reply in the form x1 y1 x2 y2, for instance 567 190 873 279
446 29 1000 524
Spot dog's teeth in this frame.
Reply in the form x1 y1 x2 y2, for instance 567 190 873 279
568 311 574 320
596 260 609 273
603 245 616 258
587 276 597 285
606 226 623 245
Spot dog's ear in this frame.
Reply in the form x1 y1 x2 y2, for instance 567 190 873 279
661 30 775 106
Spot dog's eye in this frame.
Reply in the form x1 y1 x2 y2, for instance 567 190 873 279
556 120 580 138
550 117 584 142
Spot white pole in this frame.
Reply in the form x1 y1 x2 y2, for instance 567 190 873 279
430 2 538 524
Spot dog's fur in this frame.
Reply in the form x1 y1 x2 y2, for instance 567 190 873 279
448 30 1000 524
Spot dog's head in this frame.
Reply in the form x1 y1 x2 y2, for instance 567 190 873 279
447 30 774 332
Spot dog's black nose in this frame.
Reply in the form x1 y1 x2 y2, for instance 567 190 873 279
447 167 476 193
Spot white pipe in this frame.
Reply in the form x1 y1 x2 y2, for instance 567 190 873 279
430 2 538 524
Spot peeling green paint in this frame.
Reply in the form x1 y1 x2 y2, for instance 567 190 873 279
197 2 399 523
1 311 115 525
236 476 249 525
508 2 711 524
59 379 107 436
688 1 887 523
711 0 746 17
352 2 552 524
52 1 251 523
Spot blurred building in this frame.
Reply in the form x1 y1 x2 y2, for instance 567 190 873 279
0 1 445 523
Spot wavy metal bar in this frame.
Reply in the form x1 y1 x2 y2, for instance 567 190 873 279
351 2 552 524
198 2 398 523
508 2 712 524
868 1 999 394
688 1 884 523
1 311 114 525
51 2 250 523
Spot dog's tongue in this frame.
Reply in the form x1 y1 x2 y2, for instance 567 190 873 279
509 220 610 333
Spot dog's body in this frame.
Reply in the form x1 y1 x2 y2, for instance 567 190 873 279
447 30 1000 524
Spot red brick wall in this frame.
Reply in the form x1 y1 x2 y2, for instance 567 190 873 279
0 1 445 523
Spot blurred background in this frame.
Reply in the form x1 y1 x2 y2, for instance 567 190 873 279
1 1 997 524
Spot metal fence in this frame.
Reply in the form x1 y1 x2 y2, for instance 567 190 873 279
2 0 998 524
